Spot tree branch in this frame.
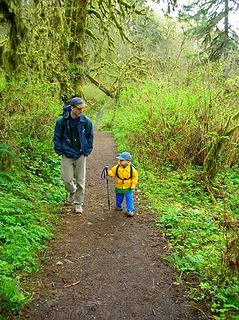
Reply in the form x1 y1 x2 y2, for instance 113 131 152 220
85 73 115 98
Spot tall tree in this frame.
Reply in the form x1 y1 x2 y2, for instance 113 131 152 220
179 0 239 61
0 0 149 94
68 0 147 94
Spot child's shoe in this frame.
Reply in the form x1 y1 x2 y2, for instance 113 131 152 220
127 211 134 217
115 207 123 211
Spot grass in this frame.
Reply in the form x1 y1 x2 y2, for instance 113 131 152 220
0 76 67 315
139 164 239 320
0 144 65 314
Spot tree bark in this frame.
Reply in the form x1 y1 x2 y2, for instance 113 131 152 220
0 0 25 73
224 0 229 60
68 0 89 93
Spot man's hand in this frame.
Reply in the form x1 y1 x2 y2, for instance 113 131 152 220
131 185 136 190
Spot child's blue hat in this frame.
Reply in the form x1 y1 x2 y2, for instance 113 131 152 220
116 152 132 161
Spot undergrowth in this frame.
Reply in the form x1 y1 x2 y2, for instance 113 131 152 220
145 168 239 320
0 77 66 317
0 142 65 316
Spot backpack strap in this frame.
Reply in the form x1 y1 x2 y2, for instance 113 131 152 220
116 164 133 183
62 113 87 130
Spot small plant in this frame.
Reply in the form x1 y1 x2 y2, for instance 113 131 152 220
220 213 239 271
0 144 17 170
0 277 27 312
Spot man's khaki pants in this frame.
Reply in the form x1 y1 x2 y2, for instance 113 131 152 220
61 155 86 205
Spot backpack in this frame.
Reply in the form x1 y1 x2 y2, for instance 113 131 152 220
115 163 136 181
61 94 71 115
63 104 71 114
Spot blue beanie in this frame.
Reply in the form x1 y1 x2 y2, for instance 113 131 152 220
70 97 86 106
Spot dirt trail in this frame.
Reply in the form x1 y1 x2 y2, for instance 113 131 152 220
18 131 205 320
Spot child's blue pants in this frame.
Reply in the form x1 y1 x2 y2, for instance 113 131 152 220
116 192 135 212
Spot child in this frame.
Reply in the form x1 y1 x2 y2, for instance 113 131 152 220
107 152 138 217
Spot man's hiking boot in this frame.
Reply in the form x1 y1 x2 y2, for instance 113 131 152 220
75 204 83 214
127 211 134 217
65 192 75 205
65 185 77 205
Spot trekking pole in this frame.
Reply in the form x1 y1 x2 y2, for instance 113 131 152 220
101 166 111 210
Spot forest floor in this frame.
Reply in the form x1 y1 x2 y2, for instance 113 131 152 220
15 131 209 320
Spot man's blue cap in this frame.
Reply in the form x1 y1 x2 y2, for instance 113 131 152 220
116 152 132 161
70 97 86 107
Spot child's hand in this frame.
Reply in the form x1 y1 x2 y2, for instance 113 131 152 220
101 166 109 180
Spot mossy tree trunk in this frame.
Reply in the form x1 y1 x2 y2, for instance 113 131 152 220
1 0 147 96
203 111 239 190
67 0 89 94
0 0 26 74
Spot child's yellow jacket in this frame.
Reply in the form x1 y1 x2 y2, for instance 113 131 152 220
108 161 138 192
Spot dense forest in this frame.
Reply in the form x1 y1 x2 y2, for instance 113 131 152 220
0 0 239 319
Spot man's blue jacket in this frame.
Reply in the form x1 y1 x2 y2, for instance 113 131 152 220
53 111 93 159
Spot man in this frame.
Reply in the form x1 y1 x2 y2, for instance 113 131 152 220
54 97 93 214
